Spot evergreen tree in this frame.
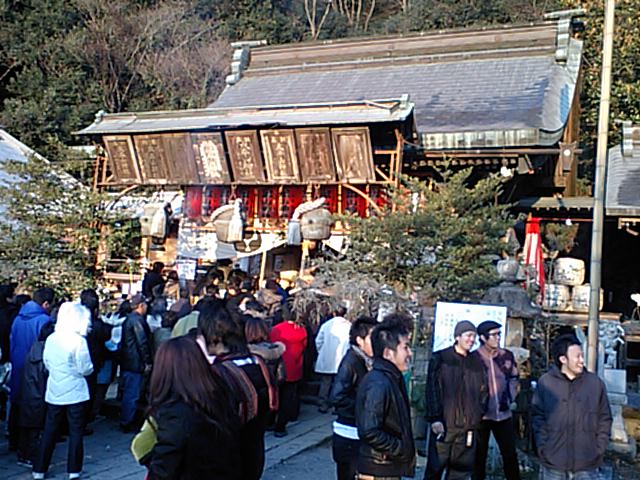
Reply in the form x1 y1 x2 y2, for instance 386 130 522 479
0 155 126 294
318 169 513 303
560 0 640 179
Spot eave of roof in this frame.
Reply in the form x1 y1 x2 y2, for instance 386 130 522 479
516 196 594 210
76 99 414 135
606 134 640 216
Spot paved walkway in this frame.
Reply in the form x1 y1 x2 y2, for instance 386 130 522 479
0 403 332 479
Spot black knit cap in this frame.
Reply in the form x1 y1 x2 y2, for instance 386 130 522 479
476 320 502 338
453 320 476 337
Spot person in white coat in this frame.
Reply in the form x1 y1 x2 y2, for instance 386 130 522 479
33 302 94 480
315 307 351 413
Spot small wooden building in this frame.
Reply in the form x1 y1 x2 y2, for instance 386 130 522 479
78 11 586 278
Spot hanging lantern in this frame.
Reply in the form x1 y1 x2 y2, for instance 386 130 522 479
300 207 332 241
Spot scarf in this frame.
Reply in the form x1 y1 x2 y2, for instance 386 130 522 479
352 345 373 370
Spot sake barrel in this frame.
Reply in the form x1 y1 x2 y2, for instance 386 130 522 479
300 208 333 240
553 257 586 286
543 284 571 311
572 284 604 312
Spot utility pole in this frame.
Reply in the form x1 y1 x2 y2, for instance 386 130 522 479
587 0 616 373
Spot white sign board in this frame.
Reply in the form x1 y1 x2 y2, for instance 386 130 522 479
433 302 507 352
176 259 197 281
177 219 237 261
121 280 142 297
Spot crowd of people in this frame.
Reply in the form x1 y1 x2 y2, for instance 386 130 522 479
0 264 615 480
330 318 612 480
0 264 308 480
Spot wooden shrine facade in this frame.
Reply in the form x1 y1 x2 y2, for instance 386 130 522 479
80 100 412 233
78 11 588 257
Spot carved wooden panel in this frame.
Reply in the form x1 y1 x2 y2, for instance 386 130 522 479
190 132 231 184
225 130 265 183
295 128 336 183
162 133 198 184
331 127 375 183
260 129 300 182
133 135 171 184
103 135 141 184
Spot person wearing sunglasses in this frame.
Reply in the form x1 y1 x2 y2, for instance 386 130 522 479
474 321 520 480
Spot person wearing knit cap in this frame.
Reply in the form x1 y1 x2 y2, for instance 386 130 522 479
473 321 521 480
424 320 487 480
453 320 476 338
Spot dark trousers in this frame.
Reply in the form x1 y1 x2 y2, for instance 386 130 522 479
34 402 87 475
120 370 143 427
275 381 299 433
538 465 599 480
333 433 359 480
240 419 266 480
8 401 20 450
318 373 335 410
89 383 109 422
18 427 42 462
425 428 476 480
474 417 521 480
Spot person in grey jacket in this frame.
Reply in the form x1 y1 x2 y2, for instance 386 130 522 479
531 334 612 480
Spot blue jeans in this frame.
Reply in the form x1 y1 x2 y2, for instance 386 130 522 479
120 370 143 426
539 465 600 480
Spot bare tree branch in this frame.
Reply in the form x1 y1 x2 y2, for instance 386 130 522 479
364 0 376 32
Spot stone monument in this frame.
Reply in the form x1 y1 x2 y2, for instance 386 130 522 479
598 320 636 457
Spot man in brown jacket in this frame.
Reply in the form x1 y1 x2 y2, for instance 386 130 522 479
474 320 520 480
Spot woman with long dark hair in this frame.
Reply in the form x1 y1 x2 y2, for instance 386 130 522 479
146 336 240 480
198 301 277 480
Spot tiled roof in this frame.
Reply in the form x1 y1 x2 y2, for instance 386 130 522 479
0 129 80 191
212 22 582 148
606 124 640 216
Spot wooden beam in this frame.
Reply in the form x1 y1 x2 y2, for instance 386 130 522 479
342 184 383 214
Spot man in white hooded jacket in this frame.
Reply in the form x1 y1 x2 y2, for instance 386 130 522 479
315 307 351 413
33 302 94 480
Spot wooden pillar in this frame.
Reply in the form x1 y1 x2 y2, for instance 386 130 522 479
259 246 268 285
299 240 310 277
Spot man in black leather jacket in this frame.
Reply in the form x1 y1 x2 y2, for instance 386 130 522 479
330 316 376 480
355 316 415 479
119 294 152 431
